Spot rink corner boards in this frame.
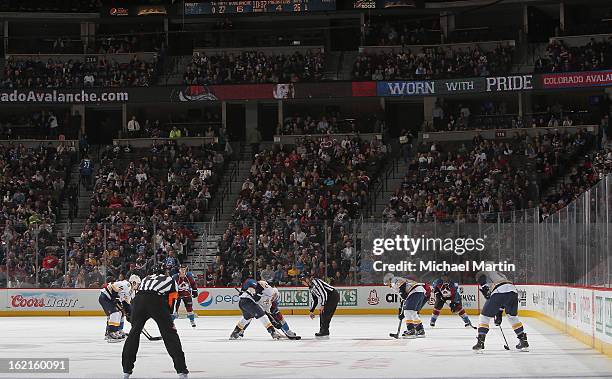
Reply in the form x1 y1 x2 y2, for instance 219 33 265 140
520 309 612 358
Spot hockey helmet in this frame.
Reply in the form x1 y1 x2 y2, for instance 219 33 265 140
241 278 258 291
150 263 166 275
129 274 141 289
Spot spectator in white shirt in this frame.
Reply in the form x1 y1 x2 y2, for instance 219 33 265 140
317 117 329 133
127 116 140 137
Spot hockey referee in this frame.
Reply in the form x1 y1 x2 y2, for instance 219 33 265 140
299 273 339 338
122 265 189 379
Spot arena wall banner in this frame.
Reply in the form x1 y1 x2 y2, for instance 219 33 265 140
0 285 480 315
540 70 612 89
0 288 101 315
0 89 132 104
376 74 534 97
2 72 610 104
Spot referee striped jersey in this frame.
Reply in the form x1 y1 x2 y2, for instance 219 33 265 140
308 278 336 313
139 274 177 295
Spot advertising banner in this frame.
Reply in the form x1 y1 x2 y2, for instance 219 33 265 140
2 70 612 105
376 75 535 97
540 70 612 89
594 289 612 345
2 289 100 311
0 286 479 313
0 89 131 104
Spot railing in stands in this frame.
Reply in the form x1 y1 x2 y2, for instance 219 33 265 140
420 125 599 142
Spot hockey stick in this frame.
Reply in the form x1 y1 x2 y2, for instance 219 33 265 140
142 328 162 341
265 312 301 340
498 325 510 350
389 300 404 339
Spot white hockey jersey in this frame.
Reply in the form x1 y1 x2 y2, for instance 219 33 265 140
101 280 133 303
257 281 279 313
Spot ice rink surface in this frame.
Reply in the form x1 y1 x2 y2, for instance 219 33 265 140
1 315 611 379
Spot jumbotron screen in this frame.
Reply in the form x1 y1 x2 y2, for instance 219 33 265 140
184 0 336 14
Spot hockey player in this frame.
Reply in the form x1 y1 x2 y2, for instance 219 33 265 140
385 274 430 338
430 271 474 328
99 275 141 342
256 280 300 339
229 279 282 340
473 270 529 352
172 264 198 328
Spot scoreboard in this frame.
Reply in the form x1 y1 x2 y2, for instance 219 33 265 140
184 0 336 15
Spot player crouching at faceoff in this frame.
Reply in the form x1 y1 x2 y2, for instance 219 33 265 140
473 270 529 352
430 271 474 328
256 280 300 339
172 264 198 327
230 279 282 340
385 274 430 338
98 275 141 342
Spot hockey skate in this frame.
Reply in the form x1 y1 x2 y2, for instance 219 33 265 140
472 335 486 352
268 326 282 340
429 319 436 327
283 329 301 340
516 333 529 351
315 330 330 339
122 372 131 379
178 372 189 378
415 329 426 338
402 329 416 339
107 331 126 343
190 319 196 328
229 326 242 340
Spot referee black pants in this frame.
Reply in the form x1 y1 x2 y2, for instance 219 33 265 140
320 290 340 334
122 292 188 375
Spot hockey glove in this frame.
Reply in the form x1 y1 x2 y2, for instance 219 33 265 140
191 290 198 298
494 309 503 326
480 285 491 299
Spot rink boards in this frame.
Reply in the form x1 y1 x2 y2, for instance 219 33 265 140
0 284 611 356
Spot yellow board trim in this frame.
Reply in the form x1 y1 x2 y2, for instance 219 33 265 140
519 310 612 358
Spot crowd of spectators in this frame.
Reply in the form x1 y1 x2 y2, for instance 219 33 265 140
362 20 441 46
430 100 588 132
91 141 225 225
210 136 387 286
353 44 514 81
383 129 595 224
0 0 101 12
0 109 75 140
278 113 384 135
125 111 224 140
0 143 76 287
362 18 516 47
184 50 326 85
2 56 158 89
86 33 164 55
0 139 230 288
539 147 612 219
535 37 612 73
